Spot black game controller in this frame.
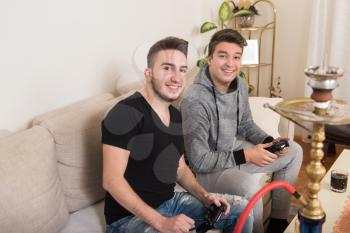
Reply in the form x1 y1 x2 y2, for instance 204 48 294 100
195 204 226 232
205 204 225 228
265 139 289 153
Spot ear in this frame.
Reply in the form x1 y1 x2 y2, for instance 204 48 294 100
207 55 212 65
144 68 152 82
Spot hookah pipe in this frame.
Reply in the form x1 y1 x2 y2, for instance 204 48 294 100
232 180 308 233
232 61 343 233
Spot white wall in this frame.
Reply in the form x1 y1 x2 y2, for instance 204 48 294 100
273 0 313 100
0 0 201 131
1 0 313 132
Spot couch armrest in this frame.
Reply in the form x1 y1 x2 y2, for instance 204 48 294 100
249 97 295 140
279 117 295 139
249 97 282 138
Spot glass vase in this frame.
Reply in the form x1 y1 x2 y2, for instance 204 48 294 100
236 15 255 28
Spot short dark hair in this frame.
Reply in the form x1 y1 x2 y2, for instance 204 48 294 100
208 29 247 57
147 37 188 68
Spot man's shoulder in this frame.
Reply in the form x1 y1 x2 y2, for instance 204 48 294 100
182 83 210 104
109 92 143 110
118 91 143 105
104 92 145 123
236 77 249 96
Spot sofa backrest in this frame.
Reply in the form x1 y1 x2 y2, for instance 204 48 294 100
33 98 117 212
0 126 69 233
32 92 136 213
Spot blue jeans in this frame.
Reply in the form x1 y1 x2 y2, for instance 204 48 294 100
106 192 253 233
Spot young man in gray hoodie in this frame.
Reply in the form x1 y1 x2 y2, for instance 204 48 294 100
180 29 303 233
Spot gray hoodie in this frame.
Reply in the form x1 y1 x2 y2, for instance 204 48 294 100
180 65 272 173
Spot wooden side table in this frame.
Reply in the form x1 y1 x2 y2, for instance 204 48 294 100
284 149 350 233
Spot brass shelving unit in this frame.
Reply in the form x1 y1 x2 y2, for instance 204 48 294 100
233 0 276 97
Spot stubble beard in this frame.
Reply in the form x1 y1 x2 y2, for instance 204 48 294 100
151 77 180 103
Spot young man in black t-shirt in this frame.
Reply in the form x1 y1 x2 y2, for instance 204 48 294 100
102 37 253 233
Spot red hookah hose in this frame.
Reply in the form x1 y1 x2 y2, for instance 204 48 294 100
233 181 297 233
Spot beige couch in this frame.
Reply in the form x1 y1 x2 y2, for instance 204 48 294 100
0 87 294 233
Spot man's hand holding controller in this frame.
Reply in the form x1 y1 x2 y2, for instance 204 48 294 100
265 138 290 155
244 137 290 166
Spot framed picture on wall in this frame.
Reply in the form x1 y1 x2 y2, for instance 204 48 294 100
242 39 259 65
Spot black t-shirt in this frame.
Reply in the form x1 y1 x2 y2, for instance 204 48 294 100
102 92 185 224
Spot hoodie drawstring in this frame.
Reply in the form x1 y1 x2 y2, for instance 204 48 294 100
212 86 220 151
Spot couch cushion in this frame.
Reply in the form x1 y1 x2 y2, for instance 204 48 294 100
59 201 105 233
249 97 283 138
0 126 69 233
37 92 135 212
37 98 119 212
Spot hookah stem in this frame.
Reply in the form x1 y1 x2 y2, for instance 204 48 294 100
233 181 307 233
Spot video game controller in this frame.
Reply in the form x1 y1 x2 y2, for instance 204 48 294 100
205 204 225 227
265 139 289 153
194 204 226 232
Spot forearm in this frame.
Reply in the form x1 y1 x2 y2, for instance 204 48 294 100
104 177 165 230
177 165 209 203
186 143 246 173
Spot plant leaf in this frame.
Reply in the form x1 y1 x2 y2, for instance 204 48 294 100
232 9 254 17
200 22 217 33
196 57 208 67
219 2 231 22
204 44 209 56
248 84 254 94
239 71 254 94
239 71 246 79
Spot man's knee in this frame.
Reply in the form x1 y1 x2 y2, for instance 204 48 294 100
217 171 261 198
236 175 261 198
288 141 303 167
230 195 250 213
217 195 254 233
126 218 158 233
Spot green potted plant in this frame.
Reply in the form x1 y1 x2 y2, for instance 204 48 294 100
232 0 259 28
199 0 259 36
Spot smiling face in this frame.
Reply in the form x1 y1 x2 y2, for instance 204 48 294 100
145 49 188 102
208 42 243 92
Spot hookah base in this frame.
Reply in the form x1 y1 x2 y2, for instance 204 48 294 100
298 211 326 233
